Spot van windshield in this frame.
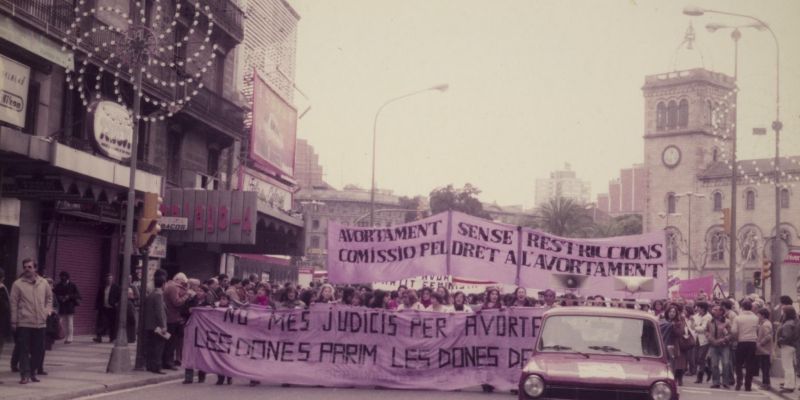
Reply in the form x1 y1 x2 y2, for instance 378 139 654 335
538 315 661 358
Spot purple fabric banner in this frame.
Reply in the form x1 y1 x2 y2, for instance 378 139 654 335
518 229 667 300
448 211 519 285
183 305 542 390
327 213 448 283
327 211 667 299
675 275 714 300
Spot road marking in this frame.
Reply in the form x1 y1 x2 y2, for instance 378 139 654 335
73 379 182 399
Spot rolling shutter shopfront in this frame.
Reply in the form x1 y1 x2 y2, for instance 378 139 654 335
53 223 106 335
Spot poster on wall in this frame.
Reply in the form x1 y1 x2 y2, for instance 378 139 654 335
250 70 297 177
0 54 30 128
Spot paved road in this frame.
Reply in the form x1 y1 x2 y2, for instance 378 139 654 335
73 376 784 400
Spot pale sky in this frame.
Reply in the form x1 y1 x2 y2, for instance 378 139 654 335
291 0 800 208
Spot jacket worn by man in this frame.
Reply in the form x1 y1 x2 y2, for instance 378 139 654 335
756 319 774 356
143 288 167 331
10 275 53 329
777 319 798 348
54 280 81 315
163 280 191 324
706 318 733 348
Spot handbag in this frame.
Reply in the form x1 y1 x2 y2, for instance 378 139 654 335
678 325 696 351
47 313 65 340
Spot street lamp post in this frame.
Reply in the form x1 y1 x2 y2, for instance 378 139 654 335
676 192 705 279
369 84 448 227
684 5 782 305
61 2 219 372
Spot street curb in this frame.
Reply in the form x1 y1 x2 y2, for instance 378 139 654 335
36 374 182 400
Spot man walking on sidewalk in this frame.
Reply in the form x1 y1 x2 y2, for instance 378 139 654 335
93 274 119 343
9 259 53 384
54 271 81 344
732 300 759 391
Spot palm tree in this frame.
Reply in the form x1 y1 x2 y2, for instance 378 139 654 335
536 197 594 237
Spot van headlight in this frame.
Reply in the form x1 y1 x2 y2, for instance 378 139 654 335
650 381 672 400
523 375 545 398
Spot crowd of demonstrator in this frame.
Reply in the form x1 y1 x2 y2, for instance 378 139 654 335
4 262 800 394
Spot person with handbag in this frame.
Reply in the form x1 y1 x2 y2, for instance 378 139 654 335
731 300 759 391
665 303 691 386
53 271 81 344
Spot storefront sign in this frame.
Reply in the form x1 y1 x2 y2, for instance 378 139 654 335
0 54 30 128
160 216 188 231
161 189 258 245
149 235 168 258
89 101 133 161
250 71 297 176
0 198 20 227
242 167 292 212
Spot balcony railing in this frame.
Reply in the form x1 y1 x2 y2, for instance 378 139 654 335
183 85 244 137
195 0 244 42
1 0 73 36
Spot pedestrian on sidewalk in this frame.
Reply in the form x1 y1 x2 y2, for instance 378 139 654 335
10 258 53 384
692 301 712 383
93 274 119 343
755 308 773 389
732 299 758 391
144 269 168 374
163 273 192 370
707 304 733 389
54 271 81 344
778 305 798 394
0 269 11 385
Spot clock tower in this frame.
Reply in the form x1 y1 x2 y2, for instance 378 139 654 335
642 68 737 258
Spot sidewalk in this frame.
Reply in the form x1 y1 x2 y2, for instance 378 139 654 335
0 336 182 400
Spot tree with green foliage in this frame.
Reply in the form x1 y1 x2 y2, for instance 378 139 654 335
536 197 594 237
429 183 491 219
398 195 429 223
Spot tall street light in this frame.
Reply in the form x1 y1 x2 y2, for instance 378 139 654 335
705 21 767 297
676 192 706 280
369 84 449 227
684 6 782 305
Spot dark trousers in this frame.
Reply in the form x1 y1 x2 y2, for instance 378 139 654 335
145 330 166 373
757 354 771 385
734 341 757 390
96 307 117 341
16 327 45 379
163 323 184 368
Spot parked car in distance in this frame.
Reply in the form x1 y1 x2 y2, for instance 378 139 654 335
518 306 678 400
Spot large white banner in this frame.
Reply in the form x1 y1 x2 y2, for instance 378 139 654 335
0 54 30 128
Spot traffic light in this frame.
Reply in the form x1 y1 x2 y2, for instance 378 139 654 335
721 208 731 232
753 271 762 288
762 259 773 281
137 192 162 250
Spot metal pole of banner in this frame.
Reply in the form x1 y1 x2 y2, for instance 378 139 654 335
515 226 523 287
445 210 453 277
134 250 149 370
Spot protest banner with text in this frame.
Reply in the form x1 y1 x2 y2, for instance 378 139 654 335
328 211 666 299
183 305 543 390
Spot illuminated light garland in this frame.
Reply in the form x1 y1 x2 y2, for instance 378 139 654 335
61 0 217 119
704 85 799 189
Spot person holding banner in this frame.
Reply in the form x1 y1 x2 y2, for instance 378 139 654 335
540 289 558 310
316 284 336 304
435 287 451 305
418 288 434 310
396 291 421 311
428 293 449 312
451 291 473 313
511 287 535 307
279 287 306 309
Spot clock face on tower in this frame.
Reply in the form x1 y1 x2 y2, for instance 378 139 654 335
662 145 681 168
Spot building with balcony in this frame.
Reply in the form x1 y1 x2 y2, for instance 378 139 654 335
294 186 405 270
0 0 286 333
